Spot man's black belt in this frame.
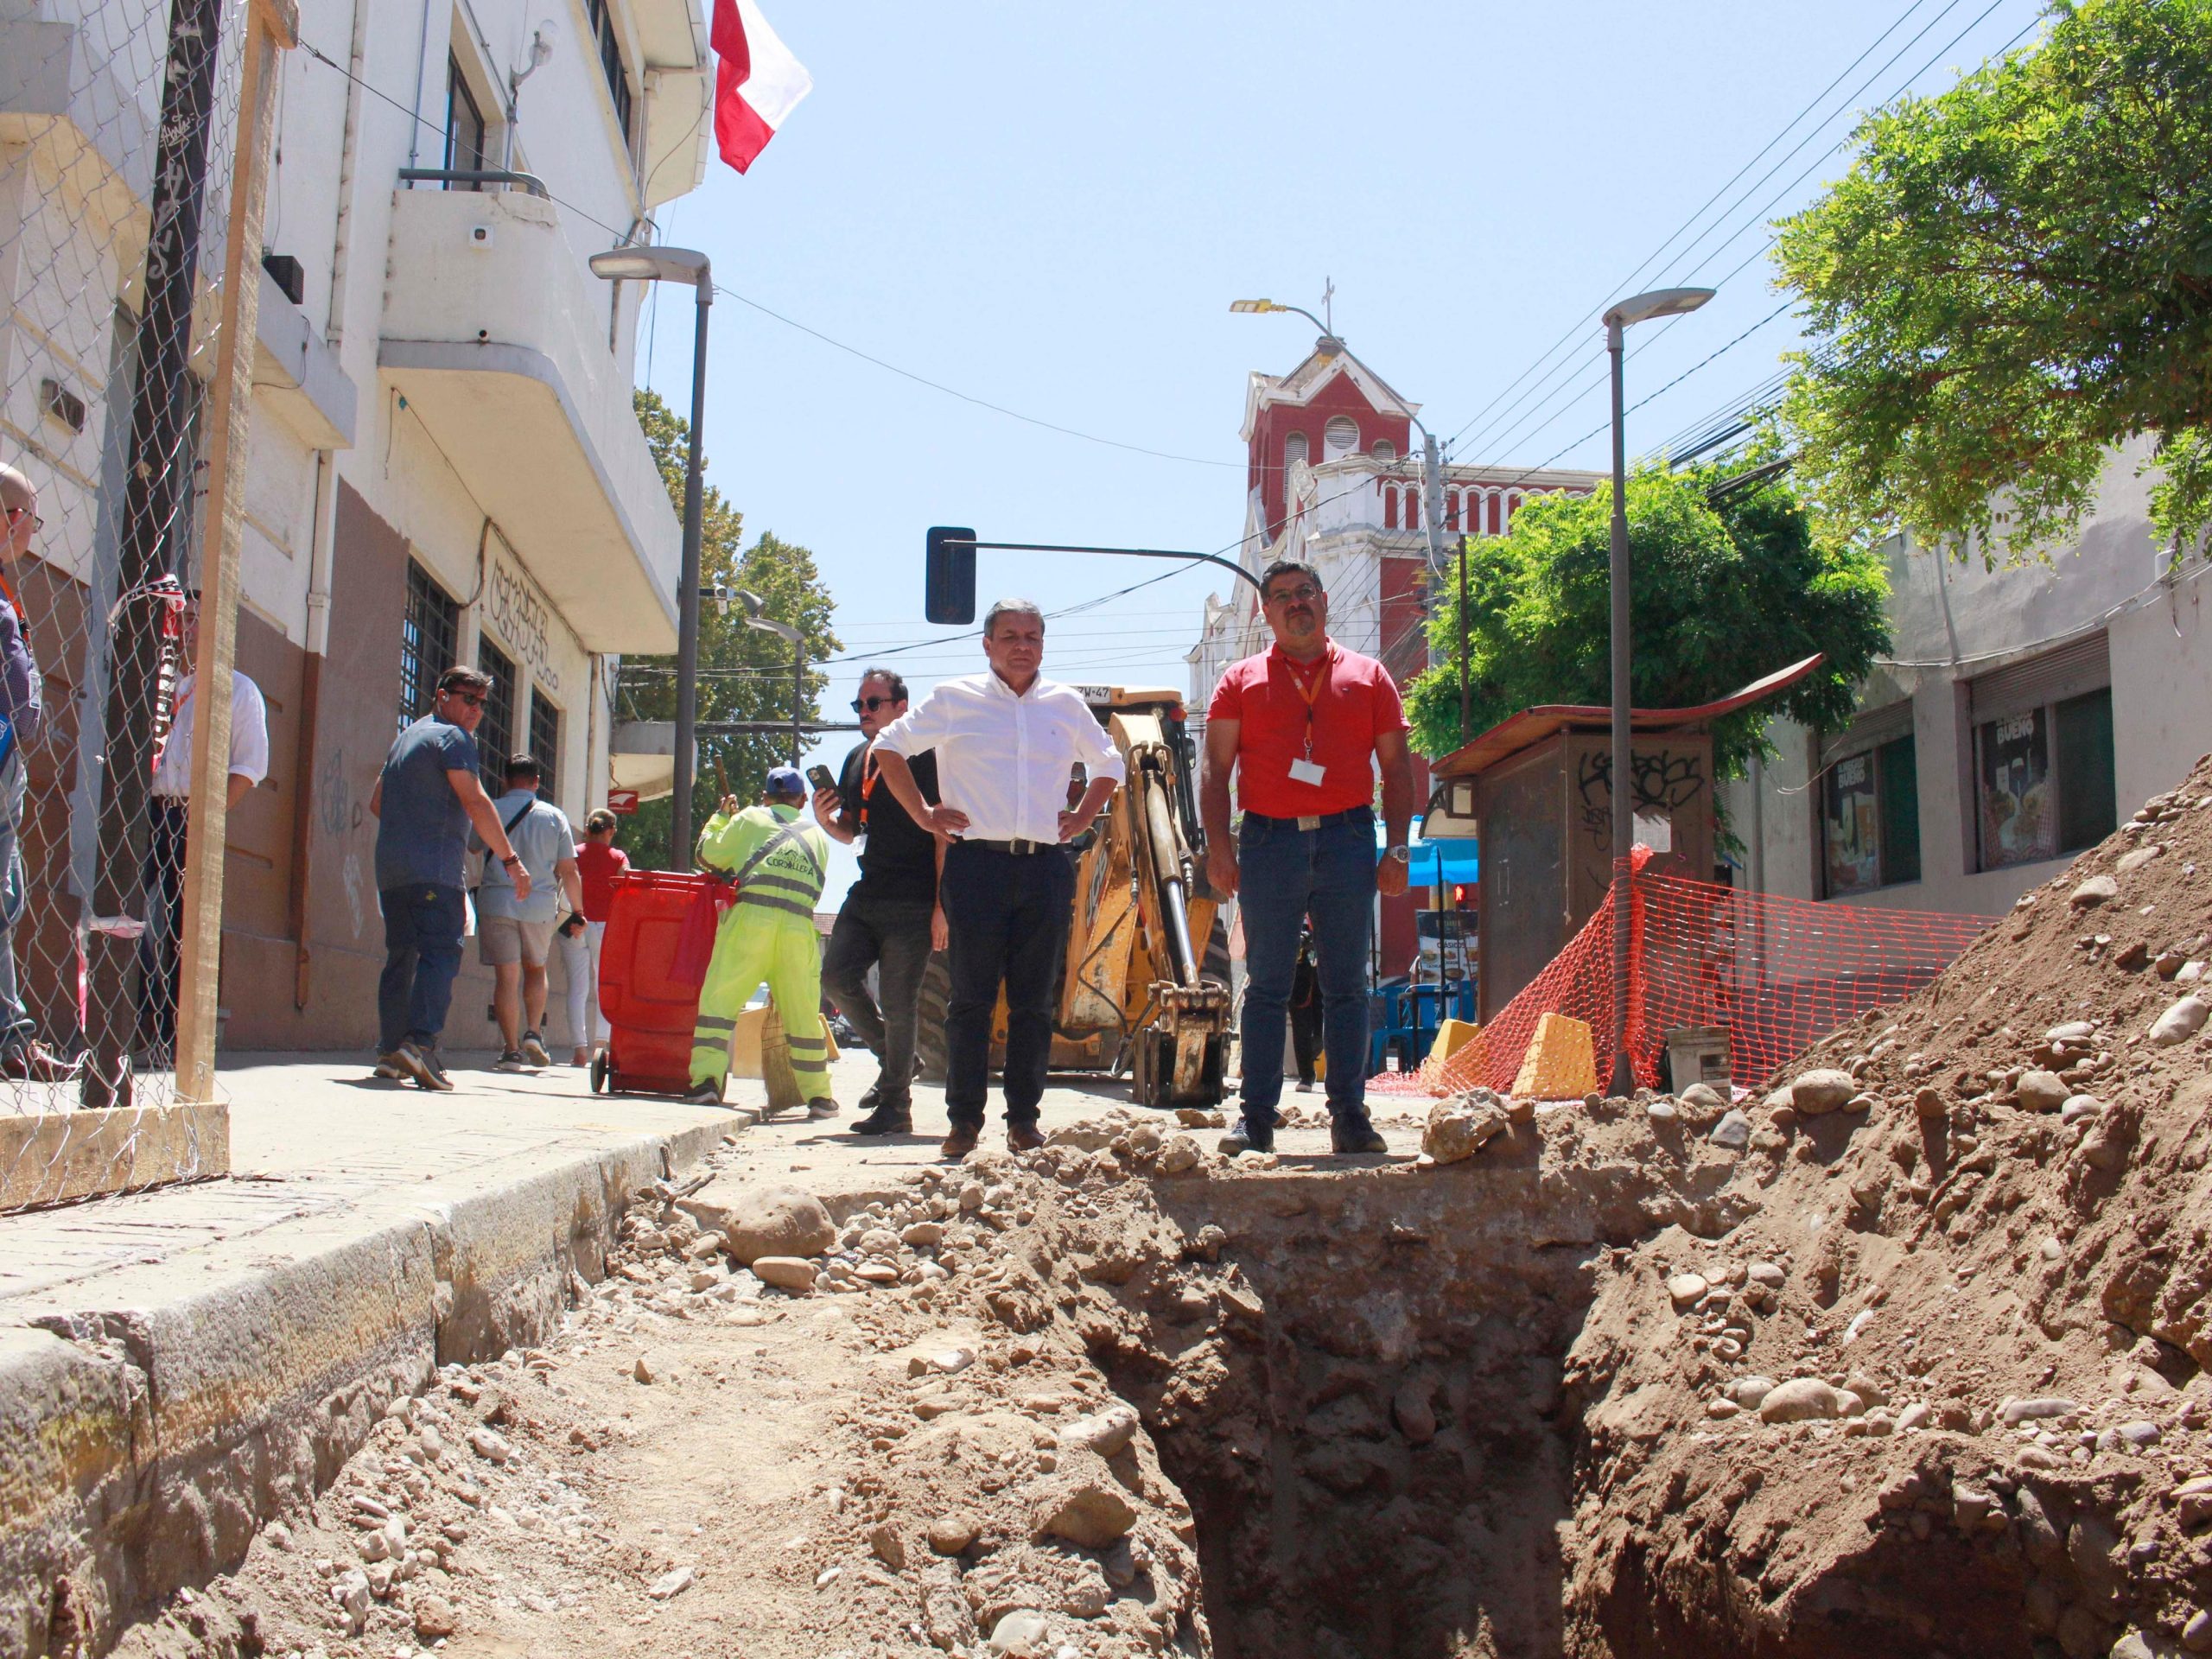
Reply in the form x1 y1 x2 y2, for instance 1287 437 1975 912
955 837 1060 855
1243 805 1371 830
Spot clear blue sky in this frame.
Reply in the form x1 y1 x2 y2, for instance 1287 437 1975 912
634 0 2045 899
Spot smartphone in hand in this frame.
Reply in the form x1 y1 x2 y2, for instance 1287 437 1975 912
805 763 836 794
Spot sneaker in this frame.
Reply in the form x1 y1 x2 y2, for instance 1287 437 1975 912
1217 1116 1274 1156
806 1096 841 1121
683 1077 723 1107
849 1104 914 1136
420 1047 454 1090
0 1040 83 1083
372 1052 405 1080
1294 1080 1315 1094
392 1040 454 1091
493 1049 528 1072
520 1030 551 1068
1331 1115 1388 1155
1007 1122 1046 1153
940 1124 981 1161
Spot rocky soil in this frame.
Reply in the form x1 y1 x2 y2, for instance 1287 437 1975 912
99 761 2212 1659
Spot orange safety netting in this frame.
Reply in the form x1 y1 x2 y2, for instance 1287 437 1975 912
1375 855 1995 1098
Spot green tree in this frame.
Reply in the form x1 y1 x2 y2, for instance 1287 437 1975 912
619 390 842 870
1404 468 1891 782
1775 0 2212 563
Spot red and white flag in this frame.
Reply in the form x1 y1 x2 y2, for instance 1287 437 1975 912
711 0 810 174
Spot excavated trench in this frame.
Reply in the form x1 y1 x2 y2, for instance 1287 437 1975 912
1021 1126 1754 1659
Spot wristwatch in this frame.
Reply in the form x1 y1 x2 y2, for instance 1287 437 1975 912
501 853 524 871
1384 845 1410 863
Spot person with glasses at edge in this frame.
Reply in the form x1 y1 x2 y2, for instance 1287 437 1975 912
812 667 944 1135
0 462 79 1081
368 666 532 1089
1200 557 1414 1156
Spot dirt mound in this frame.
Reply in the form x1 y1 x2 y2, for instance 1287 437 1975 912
1563 766 2212 1658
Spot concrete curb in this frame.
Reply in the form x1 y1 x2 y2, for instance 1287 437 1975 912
0 1115 726 1658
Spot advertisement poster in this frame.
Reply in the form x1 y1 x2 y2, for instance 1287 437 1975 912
1823 751 1881 894
1979 709 2056 868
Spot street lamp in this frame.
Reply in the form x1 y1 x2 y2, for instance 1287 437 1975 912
589 244 711 855
1600 285 1712 1094
1231 298 1450 588
736 588 804 766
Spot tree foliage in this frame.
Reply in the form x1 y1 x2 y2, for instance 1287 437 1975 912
1776 0 2212 563
619 390 842 870
1404 468 1891 780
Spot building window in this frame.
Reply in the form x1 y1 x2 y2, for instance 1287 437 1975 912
1370 439 1395 462
400 561 460 730
581 0 634 140
1282 432 1307 474
1821 727 1919 896
478 637 518 788
443 54 486 186
1323 416 1358 459
529 690 561 798
1971 638 2114 870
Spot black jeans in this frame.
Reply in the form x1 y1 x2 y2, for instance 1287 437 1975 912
821 887 935 1107
939 841 1072 1129
138 798 188 1048
378 883 465 1052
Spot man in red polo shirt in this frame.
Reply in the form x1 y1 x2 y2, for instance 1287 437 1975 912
1201 557 1414 1154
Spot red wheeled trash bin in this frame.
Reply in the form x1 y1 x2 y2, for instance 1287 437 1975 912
588 869 721 1098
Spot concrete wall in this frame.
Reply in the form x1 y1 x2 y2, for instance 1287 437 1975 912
1724 440 2211 918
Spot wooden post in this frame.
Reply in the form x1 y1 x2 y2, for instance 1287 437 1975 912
172 0 297 1103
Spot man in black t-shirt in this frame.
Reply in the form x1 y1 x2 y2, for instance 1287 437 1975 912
814 667 942 1135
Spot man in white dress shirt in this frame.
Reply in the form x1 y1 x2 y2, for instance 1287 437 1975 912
872 599 1125 1158
140 594 270 1056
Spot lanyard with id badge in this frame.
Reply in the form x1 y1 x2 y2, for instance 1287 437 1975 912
1285 653 1330 789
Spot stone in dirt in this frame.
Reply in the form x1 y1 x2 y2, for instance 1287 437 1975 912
632 1352 658 1384
1679 1082 1727 1116
751 1256 817 1293
467 1427 512 1463
1057 1402 1139 1459
1393 1374 1440 1445
646 1564 696 1600
1727 1376 1777 1409
1758 1377 1847 1423
411 1592 459 1639
1666 1273 1707 1311
988 1608 1052 1656
1158 1134 1202 1174
677 1179 835 1264
1710 1109 1751 1149
2149 994 2210 1045
2015 1070 2069 1111
902 1221 944 1247
2070 874 2119 907
1790 1070 1855 1115
923 1564 979 1649
1914 1085 1948 1117
1032 1475 1138 1548
928 1511 982 1554
868 1522 906 1570
1419 1092 1509 1166
1999 1396 2082 1424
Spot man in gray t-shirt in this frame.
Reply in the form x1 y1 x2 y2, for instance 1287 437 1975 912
368 666 531 1089
471 753 583 1070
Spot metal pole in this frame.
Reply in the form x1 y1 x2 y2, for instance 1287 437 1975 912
789 645 803 766
1457 533 1471 743
1607 318 1635 1096
672 283 709 861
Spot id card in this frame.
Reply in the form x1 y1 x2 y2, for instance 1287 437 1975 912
1287 757 1326 786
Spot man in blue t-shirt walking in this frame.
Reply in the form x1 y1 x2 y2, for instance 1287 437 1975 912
369 666 532 1089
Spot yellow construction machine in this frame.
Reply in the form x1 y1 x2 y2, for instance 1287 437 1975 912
915 684 1232 1108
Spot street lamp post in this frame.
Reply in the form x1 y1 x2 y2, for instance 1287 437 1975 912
737 589 804 766
1599 286 1713 1094
589 245 710 855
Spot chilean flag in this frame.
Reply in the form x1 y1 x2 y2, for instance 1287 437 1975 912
712 0 810 174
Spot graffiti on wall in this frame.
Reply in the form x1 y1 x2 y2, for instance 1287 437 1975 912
1574 748 1707 844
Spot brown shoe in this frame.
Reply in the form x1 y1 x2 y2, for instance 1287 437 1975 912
0 1041 83 1083
940 1124 980 1161
1007 1123 1046 1153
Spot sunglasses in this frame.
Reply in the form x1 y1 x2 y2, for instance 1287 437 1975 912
4 507 41 533
445 690 486 709
850 695 901 713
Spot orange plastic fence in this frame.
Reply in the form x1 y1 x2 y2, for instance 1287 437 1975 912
1375 861 1994 1098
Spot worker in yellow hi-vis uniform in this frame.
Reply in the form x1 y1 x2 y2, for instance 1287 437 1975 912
686 766 837 1116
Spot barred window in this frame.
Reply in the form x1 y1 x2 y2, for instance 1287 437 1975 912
581 0 634 140
528 690 561 798
443 55 486 186
478 636 518 789
400 561 460 730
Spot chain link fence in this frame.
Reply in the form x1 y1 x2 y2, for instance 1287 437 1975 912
3 0 282 1205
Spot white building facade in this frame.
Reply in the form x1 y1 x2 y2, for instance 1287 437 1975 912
2 0 709 1046
1725 440 2209 918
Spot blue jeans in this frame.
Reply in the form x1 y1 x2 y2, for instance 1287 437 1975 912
1236 808 1375 1128
0 752 36 1052
378 883 465 1052
939 842 1073 1129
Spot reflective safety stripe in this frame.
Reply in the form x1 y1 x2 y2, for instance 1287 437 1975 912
785 1035 827 1051
696 1015 737 1033
735 892 816 918
747 872 822 898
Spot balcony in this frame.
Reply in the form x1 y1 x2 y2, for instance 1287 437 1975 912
378 186 680 652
